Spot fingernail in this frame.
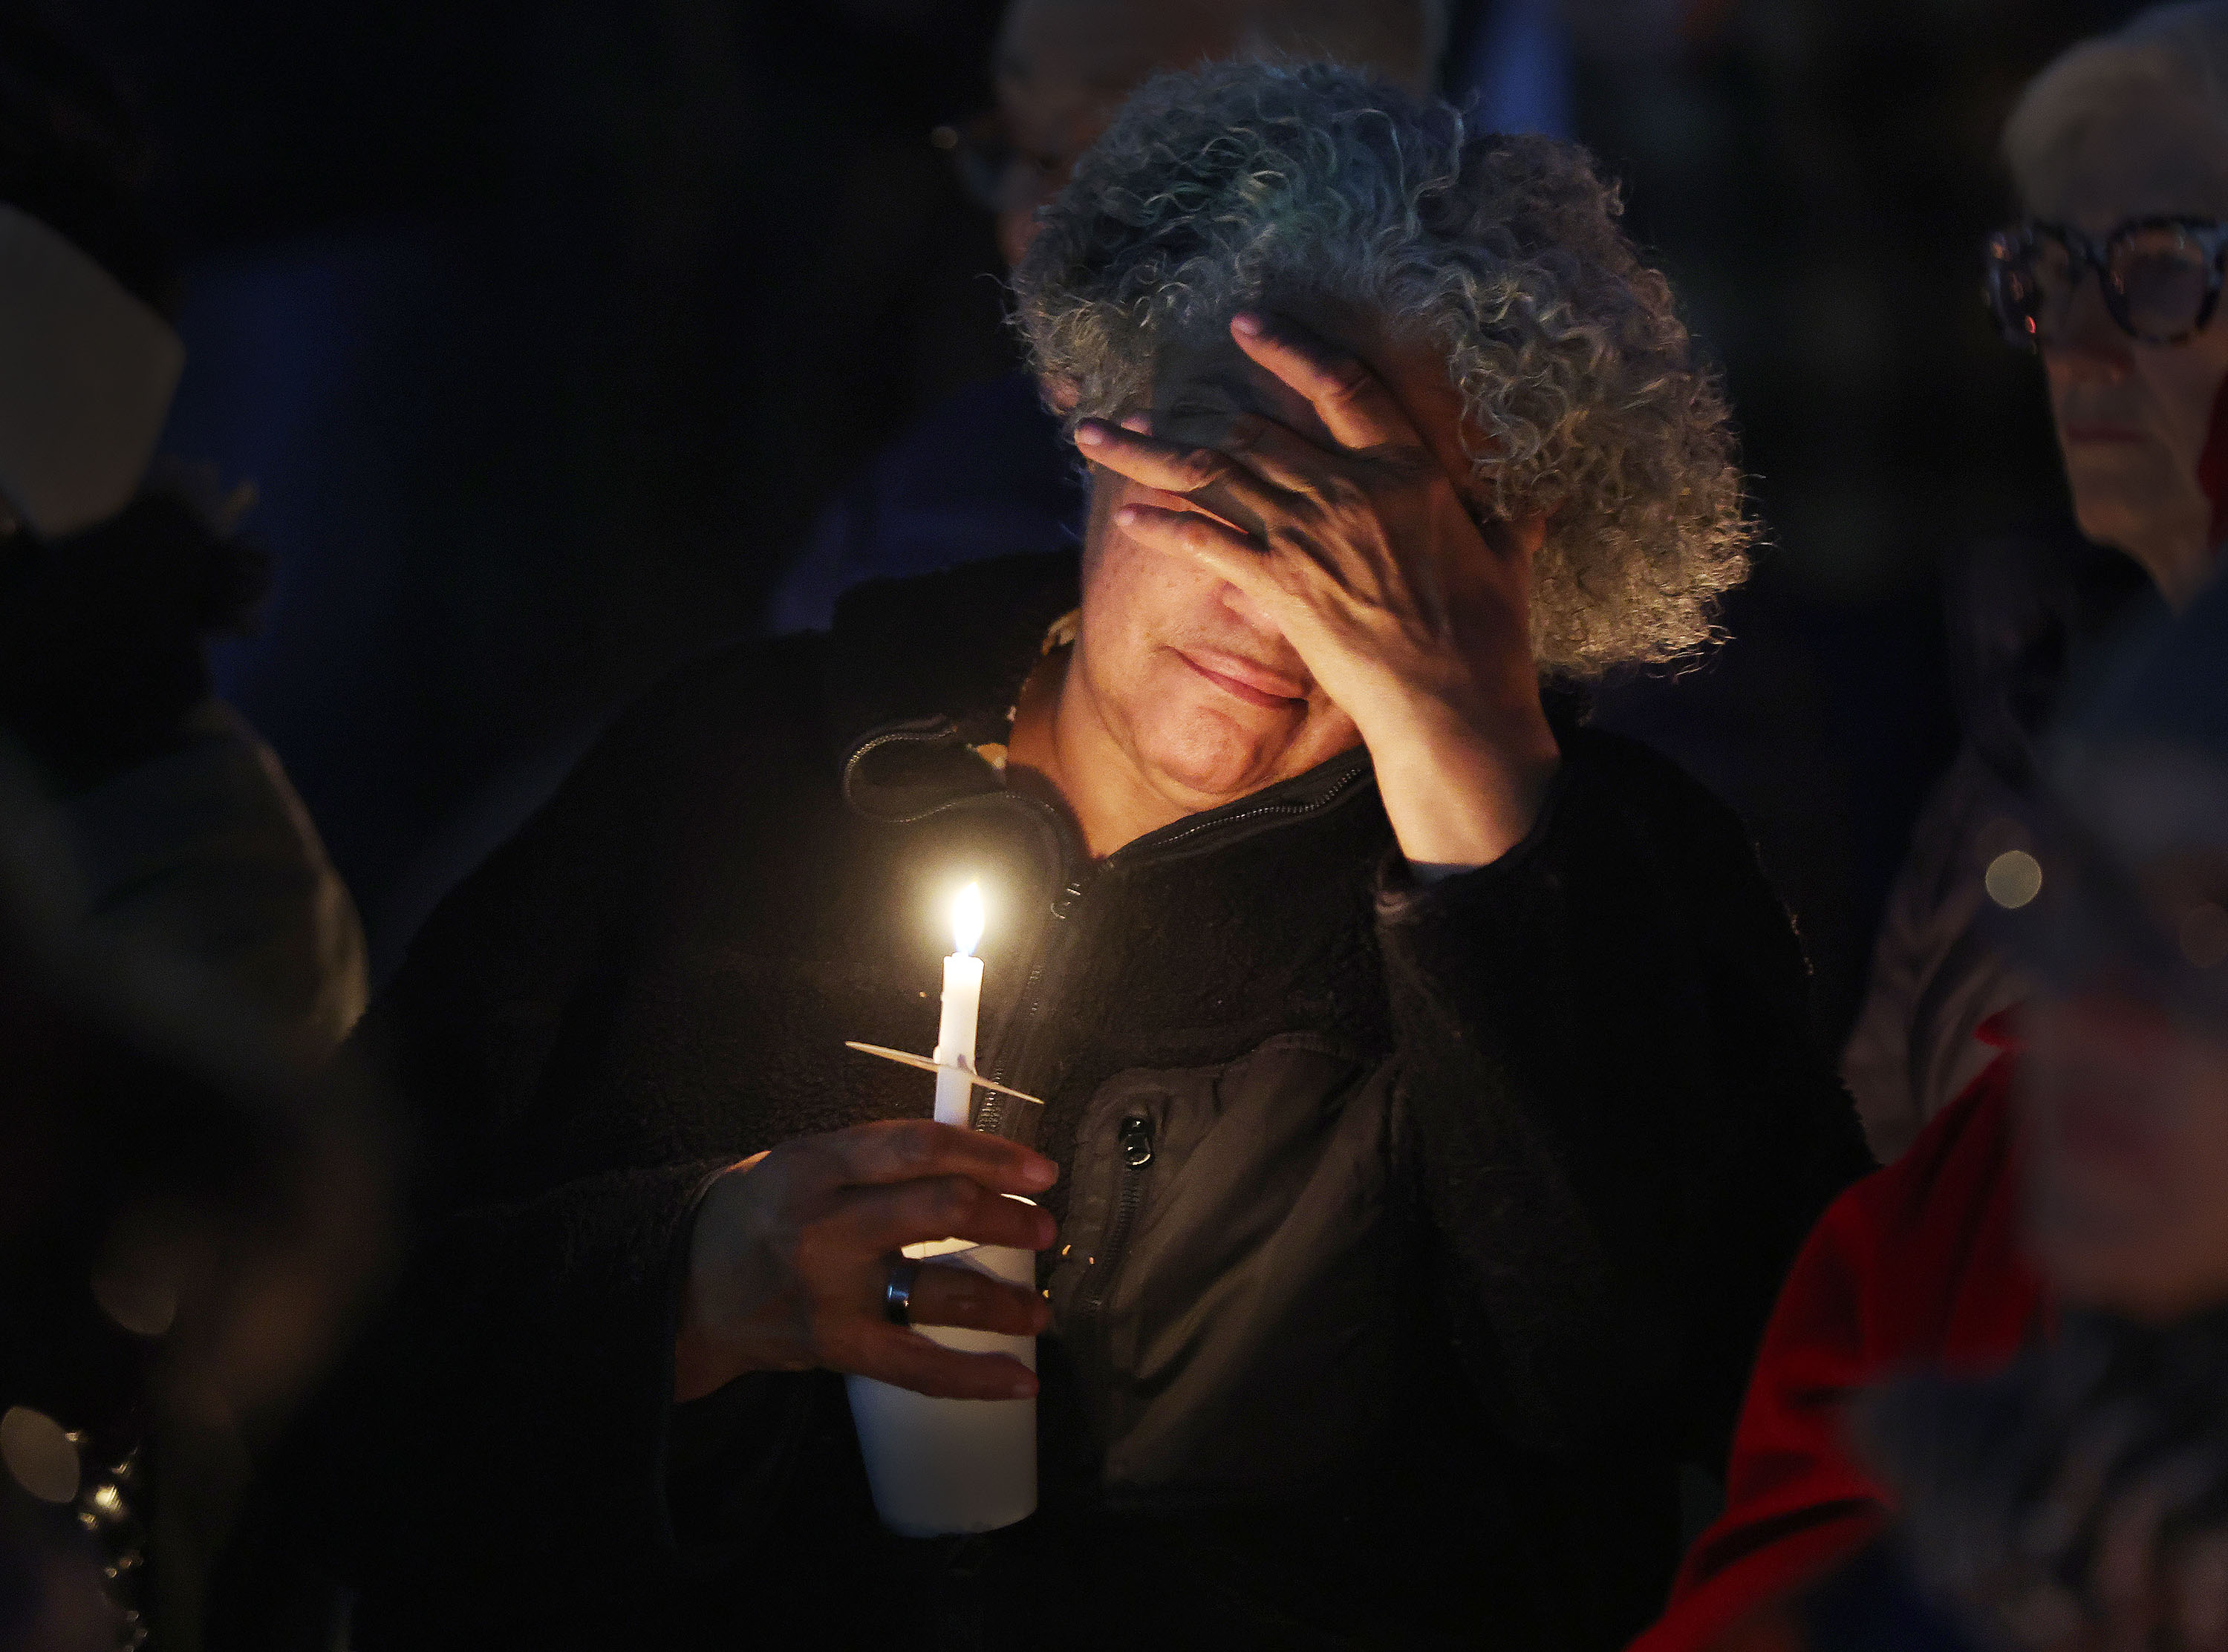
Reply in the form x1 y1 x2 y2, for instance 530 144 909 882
1231 312 1264 337
1011 1374 1038 1398
1023 1156 1057 1188
1115 505 1139 526
1075 420 1107 446
1118 413 1152 434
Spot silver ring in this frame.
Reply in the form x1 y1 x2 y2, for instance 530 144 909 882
884 1258 920 1327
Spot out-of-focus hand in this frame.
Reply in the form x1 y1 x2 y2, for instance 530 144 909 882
675 1120 1057 1403
1075 310 1559 874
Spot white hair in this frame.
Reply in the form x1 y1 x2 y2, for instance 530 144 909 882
1014 59 1750 676
2004 1 2228 200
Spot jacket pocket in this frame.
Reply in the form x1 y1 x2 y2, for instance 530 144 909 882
1046 1033 1404 1504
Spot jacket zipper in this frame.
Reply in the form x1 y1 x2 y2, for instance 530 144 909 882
987 872 1087 1093
987 764 1370 1094
1116 762 1372 858
1075 1112 1155 1326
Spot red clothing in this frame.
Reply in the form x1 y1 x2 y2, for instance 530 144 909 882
1630 1033 2044 1652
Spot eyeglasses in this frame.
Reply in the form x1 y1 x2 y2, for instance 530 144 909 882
1984 216 2228 349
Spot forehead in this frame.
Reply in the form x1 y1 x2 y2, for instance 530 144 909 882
2027 101 2228 228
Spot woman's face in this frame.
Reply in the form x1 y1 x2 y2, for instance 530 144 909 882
2020 826 2228 1321
1062 303 1479 814
2029 105 2228 601
2022 987 2228 1321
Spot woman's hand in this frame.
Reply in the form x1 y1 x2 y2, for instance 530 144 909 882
675 1120 1057 1403
1074 311 1560 873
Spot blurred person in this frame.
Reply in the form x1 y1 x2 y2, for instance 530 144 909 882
1702 563 2228 1652
0 19 367 1062
1842 0 2228 1162
0 742 391 1652
1631 15 2228 1647
764 0 1447 634
302 62 1865 1651
975 0 1442 270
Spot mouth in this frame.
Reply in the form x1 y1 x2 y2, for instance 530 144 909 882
2062 423 2150 446
1173 648 1308 710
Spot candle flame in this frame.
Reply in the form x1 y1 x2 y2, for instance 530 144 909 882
952 881 984 958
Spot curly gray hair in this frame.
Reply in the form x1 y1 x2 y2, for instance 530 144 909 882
1012 59 1751 676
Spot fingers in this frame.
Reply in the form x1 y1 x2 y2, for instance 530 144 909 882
841 1326 1039 1400
904 1261 1052 1337
1078 413 1332 509
817 1267 1046 1400
1230 311 1421 452
836 1174 1058 1256
810 1119 1056 1197
1074 418 1288 532
1110 502 1273 595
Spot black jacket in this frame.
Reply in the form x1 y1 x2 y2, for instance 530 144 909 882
305 554 1869 1651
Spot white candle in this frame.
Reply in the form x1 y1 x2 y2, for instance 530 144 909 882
933 882 984 1128
845 876 1036 1538
844 1231 1037 1536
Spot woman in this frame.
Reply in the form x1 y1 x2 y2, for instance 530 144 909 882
300 62 1863 1650
1843 0 2228 1160
1637 9 2228 1648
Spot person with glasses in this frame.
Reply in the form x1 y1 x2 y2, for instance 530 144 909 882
1635 8 2228 1650
1843 1 2228 1165
1989 44 2228 607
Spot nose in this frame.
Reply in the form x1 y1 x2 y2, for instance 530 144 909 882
2045 271 2133 381
1215 577 1294 657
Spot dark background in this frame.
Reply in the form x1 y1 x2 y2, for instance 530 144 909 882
48 0 2145 1044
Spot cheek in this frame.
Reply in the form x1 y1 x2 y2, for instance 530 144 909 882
2203 377 2228 545
2025 1023 2228 1316
1080 472 1228 634
2143 333 2228 468
2101 1103 2228 1318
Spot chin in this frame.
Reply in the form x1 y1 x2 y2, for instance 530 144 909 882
1132 699 1296 805
2066 457 2176 543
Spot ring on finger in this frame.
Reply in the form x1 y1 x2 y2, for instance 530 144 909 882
884 1256 921 1327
